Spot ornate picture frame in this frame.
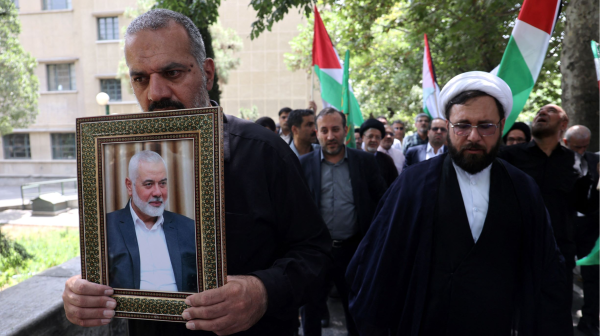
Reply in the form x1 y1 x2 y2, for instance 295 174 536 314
76 107 226 322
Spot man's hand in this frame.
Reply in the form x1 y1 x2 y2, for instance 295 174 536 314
182 275 268 335
62 274 116 327
308 101 317 111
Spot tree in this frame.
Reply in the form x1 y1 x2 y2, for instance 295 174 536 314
561 0 599 151
0 0 38 135
283 1 564 125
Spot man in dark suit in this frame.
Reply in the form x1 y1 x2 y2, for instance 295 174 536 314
298 108 388 336
105 150 197 292
563 125 600 336
404 118 448 169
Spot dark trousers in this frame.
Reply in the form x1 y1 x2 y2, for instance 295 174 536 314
301 237 359 336
575 214 600 326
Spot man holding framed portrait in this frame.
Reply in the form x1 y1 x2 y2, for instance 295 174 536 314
62 9 332 336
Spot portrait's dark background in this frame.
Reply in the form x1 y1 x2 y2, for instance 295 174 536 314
102 139 196 220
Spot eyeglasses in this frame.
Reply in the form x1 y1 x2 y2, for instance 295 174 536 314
431 127 447 133
385 132 394 137
394 127 404 131
449 122 500 137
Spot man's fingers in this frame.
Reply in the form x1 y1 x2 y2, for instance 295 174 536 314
64 304 115 327
185 315 242 334
183 301 228 321
64 290 117 309
186 286 228 307
67 275 114 296
67 317 113 328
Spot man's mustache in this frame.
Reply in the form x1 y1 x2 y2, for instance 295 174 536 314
460 142 486 152
149 99 186 111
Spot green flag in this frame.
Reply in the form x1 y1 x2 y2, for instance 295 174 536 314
576 238 599 266
341 50 358 148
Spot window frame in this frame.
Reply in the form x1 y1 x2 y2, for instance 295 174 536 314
97 16 119 41
51 133 76 160
42 0 71 10
47 63 76 91
3 134 31 160
100 78 122 102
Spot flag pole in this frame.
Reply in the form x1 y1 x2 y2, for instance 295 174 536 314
311 4 315 102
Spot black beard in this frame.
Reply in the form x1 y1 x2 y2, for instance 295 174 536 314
448 135 501 174
531 123 557 139
149 99 186 111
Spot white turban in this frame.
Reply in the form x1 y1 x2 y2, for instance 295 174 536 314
439 71 513 120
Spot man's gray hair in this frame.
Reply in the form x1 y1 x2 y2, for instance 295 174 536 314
414 113 431 122
125 9 206 67
128 150 168 184
565 125 592 141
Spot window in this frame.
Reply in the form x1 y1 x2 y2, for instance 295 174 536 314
47 63 76 91
51 133 76 159
98 17 119 40
42 0 71 10
3 134 31 159
100 79 122 102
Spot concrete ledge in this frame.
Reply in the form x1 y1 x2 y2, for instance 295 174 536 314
0 257 127 336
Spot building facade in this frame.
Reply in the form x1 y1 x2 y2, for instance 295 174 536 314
0 0 316 182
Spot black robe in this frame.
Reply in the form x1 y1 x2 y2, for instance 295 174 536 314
346 153 572 336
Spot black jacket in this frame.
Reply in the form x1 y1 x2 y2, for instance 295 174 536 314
129 114 332 336
298 147 388 238
403 144 447 169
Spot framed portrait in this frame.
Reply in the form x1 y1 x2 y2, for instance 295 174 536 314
76 107 226 322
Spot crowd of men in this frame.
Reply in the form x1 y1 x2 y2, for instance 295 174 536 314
61 9 598 336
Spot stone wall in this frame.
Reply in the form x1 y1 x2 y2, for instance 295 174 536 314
0 257 127 336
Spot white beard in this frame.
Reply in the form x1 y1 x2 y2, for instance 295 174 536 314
132 186 165 217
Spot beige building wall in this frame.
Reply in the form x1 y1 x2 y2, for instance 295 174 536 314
218 0 321 120
0 0 314 180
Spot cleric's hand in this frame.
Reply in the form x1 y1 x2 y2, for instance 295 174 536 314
182 275 268 335
62 274 116 327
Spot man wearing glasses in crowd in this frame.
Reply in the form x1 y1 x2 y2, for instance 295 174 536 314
403 118 448 169
391 120 406 152
347 72 571 336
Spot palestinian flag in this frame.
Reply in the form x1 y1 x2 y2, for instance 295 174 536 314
592 40 600 90
312 7 363 127
496 0 562 134
423 34 442 119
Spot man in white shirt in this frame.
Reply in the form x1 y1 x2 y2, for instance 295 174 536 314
378 124 405 175
278 107 293 144
391 120 405 152
347 71 571 336
106 150 197 292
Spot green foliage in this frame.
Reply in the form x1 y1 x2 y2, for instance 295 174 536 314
248 0 314 40
209 21 243 85
0 0 39 135
0 228 79 289
238 105 260 121
284 0 564 124
154 0 220 30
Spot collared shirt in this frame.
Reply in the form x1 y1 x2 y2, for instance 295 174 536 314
129 202 177 292
391 138 404 153
378 145 405 175
290 140 319 158
279 131 291 144
426 143 446 160
452 162 492 243
574 152 589 177
320 147 357 240
403 132 428 152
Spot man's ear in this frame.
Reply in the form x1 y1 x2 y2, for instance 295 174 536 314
126 177 133 198
203 58 216 91
291 125 298 136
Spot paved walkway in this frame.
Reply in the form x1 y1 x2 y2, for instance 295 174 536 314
0 209 79 227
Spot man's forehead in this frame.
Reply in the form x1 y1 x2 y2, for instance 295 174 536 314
125 24 193 64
